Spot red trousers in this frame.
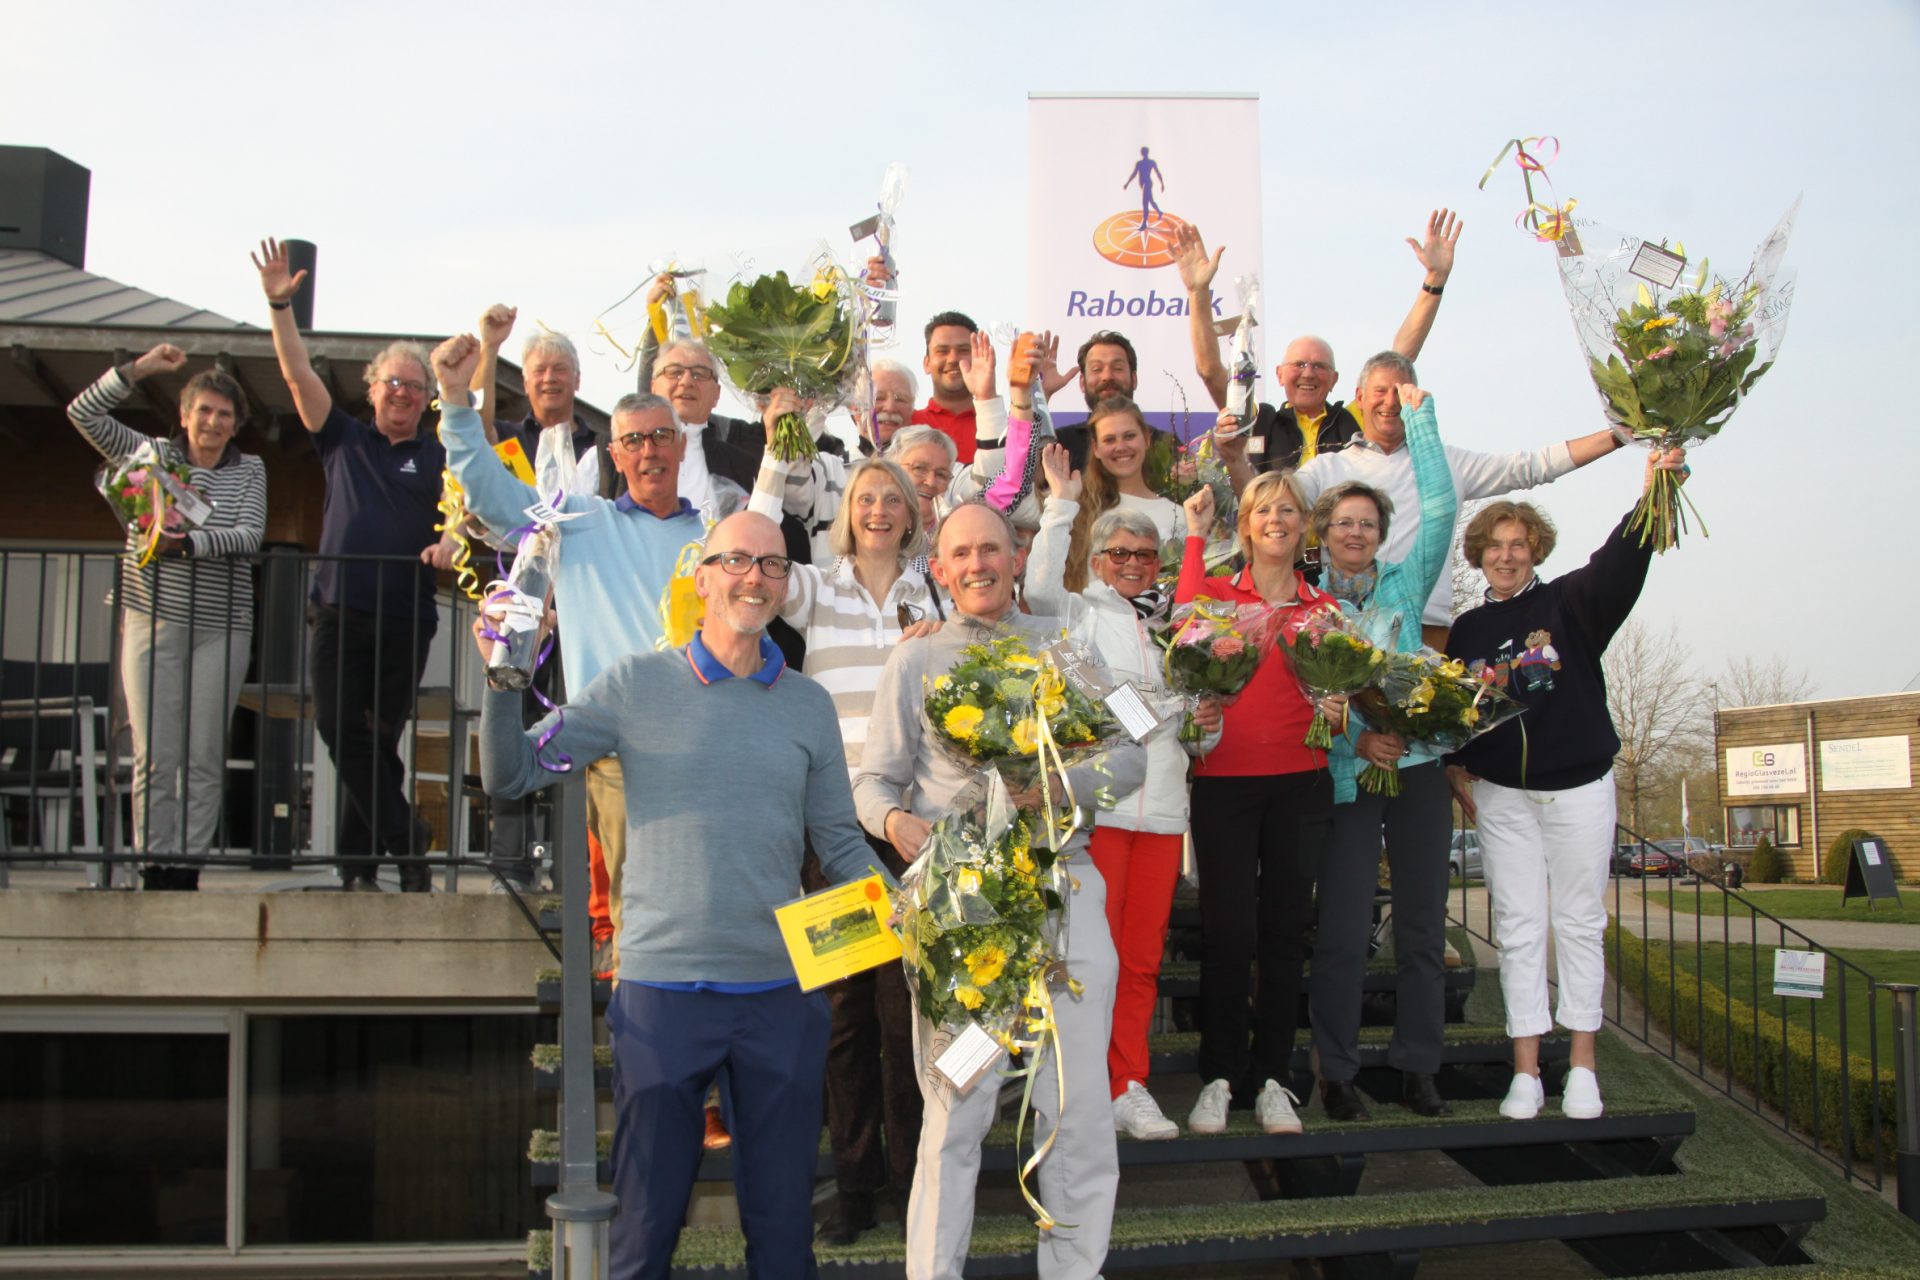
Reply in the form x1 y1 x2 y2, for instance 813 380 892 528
1087 825 1184 1097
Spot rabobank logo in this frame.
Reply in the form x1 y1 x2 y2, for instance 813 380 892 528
1092 146 1191 269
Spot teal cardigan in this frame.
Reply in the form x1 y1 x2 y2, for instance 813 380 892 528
1326 397 1458 803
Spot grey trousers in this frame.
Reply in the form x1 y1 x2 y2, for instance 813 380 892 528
907 858 1118 1280
119 611 251 857
1310 759 1452 1082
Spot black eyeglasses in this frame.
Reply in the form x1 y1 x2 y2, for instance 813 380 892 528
656 363 718 384
1098 546 1159 564
616 427 681 450
701 552 792 579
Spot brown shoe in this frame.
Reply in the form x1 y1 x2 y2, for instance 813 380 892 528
703 1104 732 1150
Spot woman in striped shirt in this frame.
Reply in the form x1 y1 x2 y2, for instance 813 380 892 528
754 452 940 1244
68 343 268 891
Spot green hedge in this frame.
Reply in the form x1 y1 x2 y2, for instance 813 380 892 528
1608 922 1896 1171
1748 837 1784 884
1823 829 1874 885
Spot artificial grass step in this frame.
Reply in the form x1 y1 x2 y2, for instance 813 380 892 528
636 1164 1820 1275
528 1087 1694 1188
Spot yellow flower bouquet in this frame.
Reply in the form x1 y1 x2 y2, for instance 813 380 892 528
922 634 1121 788
1350 648 1525 795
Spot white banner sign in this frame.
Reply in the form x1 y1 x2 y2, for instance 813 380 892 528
1027 93 1262 439
1820 736 1913 792
1724 743 1806 797
1773 948 1827 999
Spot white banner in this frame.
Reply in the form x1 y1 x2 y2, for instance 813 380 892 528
1724 743 1806 796
1820 736 1913 792
1027 93 1262 439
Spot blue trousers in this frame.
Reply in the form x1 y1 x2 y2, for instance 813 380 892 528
606 982 830 1280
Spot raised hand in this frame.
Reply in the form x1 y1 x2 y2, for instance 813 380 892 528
1397 383 1428 413
1212 408 1249 457
1406 209 1462 284
864 254 893 289
763 386 804 432
131 343 188 381
962 330 997 401
431 334 483 399
479 304 518 351
1174 222 1225 294
1183 485 1215 539
1040 442 1082 502
1035 330 1074 398
1645 446 1689 492
250 238 308 305
643 272 676 307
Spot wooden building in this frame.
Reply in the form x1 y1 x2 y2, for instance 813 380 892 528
1715 691 1920 881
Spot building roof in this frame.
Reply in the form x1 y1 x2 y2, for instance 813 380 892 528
0 248 242 329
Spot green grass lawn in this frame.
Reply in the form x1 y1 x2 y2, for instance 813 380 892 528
1632 883 1920 925
1626 937 1920 1071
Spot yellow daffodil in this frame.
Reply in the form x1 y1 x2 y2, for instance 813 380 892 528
965 944 1008 987
944 705 984 741
954 984 984 1011
955 867 982 895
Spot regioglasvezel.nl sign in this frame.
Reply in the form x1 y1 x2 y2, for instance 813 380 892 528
1725 743 1806 797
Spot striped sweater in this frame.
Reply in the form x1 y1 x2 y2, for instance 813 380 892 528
68 367 267 630
775 556 939 780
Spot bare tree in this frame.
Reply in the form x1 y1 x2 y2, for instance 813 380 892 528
1604 620 1707 834
1714 653 1817 708
1447 499 1488 621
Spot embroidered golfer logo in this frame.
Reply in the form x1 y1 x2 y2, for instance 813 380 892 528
1093 145 1190 269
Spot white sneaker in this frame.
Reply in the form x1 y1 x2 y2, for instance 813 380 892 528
1112 1081 1179 1140
1499 1071 1545 1120
1561 1066 1604 1119
1255 1079 1304 1135
1188 1078 1231 1134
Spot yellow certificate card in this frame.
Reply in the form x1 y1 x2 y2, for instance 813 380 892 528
494 437 537 485
775 875 901 991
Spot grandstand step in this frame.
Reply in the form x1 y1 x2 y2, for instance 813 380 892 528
1154 959 1477 1004
529 1025 1561 1094
528 1095 1694 1188
524 1165 1819 1278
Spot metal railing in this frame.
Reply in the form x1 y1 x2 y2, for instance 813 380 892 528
1446 820 1907 1194
0 544 550 894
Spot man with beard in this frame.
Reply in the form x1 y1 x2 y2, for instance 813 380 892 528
1046 330 1179 474
1175 211 1462 477
479 507 876 1280
854 502 1146 1280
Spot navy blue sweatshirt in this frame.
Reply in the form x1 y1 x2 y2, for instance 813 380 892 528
1445 508 1652 791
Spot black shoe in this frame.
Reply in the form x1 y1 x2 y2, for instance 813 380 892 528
1321 1079 1371 1122
396 819 434 893
1401 1072 1453 1117
816 1190 876 1247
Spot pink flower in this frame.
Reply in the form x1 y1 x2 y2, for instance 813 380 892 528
125 468 149 486
135 512 153 530
1708 318 1727 338
1647 346 1678 361
1212 635 1246 659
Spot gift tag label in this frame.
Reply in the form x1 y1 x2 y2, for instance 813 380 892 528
1044 640 1113 699
1212 315 1240 337
1103 681 1163 742
1627 242 1686 289
849 213 883 242
157 472 213 527
933 1021 1003 1092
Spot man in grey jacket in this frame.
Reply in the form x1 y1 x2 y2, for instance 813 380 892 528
853 501 1146 1280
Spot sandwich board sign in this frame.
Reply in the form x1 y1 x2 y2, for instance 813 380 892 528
1839 834 1900 910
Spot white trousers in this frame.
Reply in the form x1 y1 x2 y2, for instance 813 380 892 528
907 858 1119 1280
119 612 251 857
1474 771 1615 1038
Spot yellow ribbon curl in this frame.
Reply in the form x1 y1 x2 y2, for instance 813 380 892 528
436 471 486 603
132 470 168 569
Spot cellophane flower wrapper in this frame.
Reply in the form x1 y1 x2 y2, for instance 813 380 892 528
896 769 1066 1046
1349 648 1526 795
1223 274 1261 432
922 633 1126 798
1157 597 1282 743
484 424 587 690
704 241 860 463
1280 602 1395 750
1554 200 1799 551
95 440 203 550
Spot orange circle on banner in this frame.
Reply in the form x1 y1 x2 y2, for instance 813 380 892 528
864 881 883 901
1092 210 1191 269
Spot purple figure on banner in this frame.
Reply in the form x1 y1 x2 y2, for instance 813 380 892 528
1123 146 1165 232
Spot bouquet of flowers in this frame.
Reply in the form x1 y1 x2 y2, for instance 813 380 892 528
1280 602 1393 750
897 770 1065 1040
95 441 207 568
923 634 1120 772
1157 597 1279 743
1350 648 1525 795
1554 202 1798 551
703 243 860 463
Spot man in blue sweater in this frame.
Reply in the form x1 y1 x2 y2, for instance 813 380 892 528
481 508 877 1280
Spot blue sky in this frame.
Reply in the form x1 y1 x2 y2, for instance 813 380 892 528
7 0 1917 696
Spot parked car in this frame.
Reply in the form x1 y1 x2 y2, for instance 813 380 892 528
1449 829 1483 881
1657 837 1720 875
1628 845 1689 878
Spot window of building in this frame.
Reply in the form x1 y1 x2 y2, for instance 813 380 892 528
1727 804 1801 848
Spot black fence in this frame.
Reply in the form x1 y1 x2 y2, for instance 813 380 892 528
0 545 547 892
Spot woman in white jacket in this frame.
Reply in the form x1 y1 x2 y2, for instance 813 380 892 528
1028 443 1219 1141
